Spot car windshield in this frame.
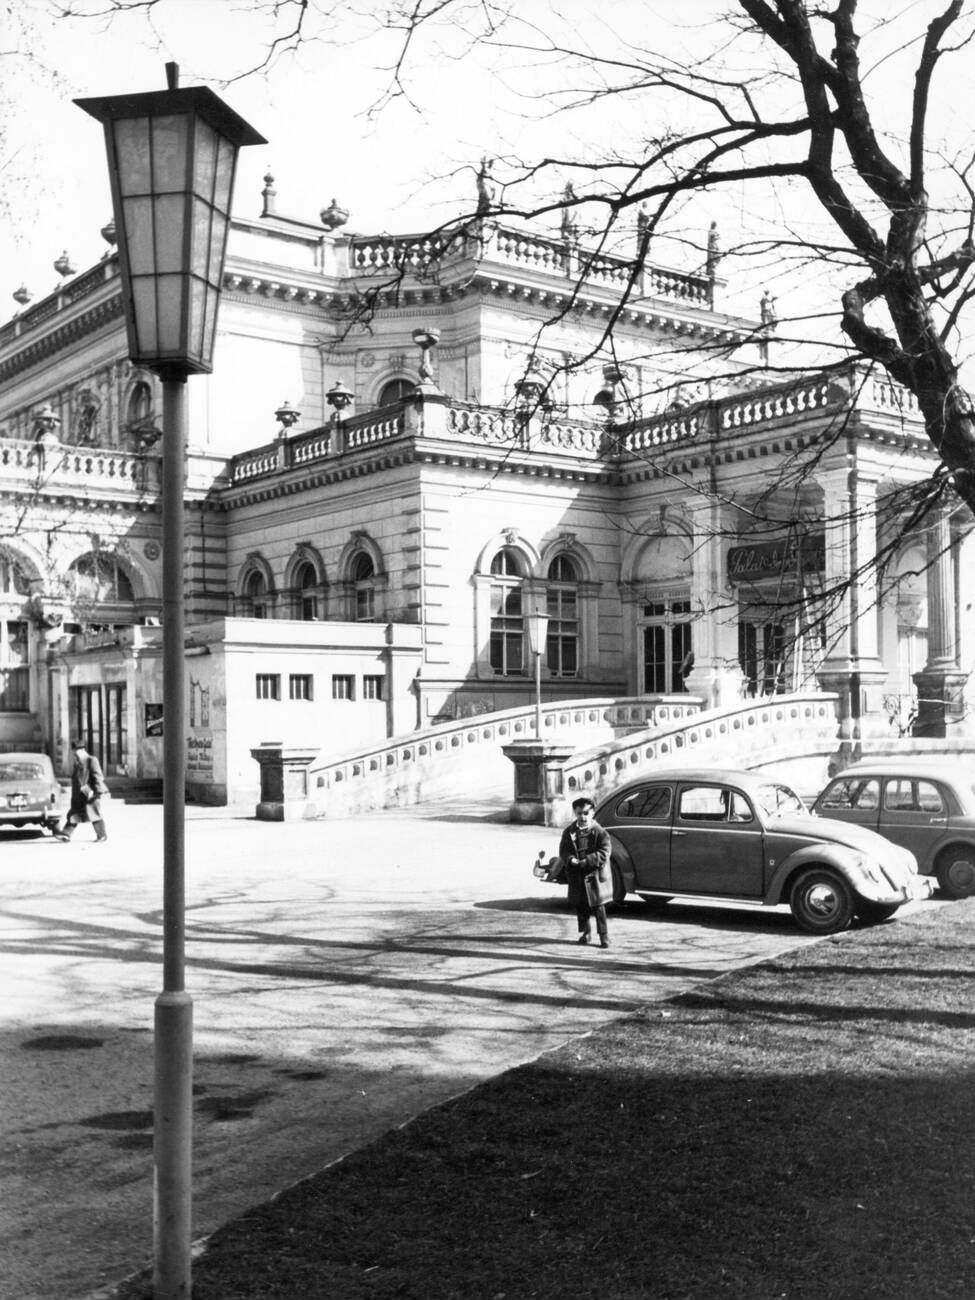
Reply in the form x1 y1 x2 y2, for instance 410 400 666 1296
755 782 807 818
0 762 47 782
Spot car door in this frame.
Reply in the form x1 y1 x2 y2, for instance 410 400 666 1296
878 777 950 869
670 782 765 897
602 783 674 891
813 776 881 832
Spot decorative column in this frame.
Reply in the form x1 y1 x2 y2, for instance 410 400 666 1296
913 504 966 736
684 492 747 706
815 467 887 745
502 740 575 826
251 743 319 820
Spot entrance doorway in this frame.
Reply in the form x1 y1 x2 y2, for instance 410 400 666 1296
641 600 692 694
69 684 128 773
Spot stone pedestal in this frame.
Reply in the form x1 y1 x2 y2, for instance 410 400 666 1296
502 740 575 826
912 668 969 738
251 743 319 821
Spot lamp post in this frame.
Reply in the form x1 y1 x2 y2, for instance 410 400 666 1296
77 65 264 1300
525 611 550 739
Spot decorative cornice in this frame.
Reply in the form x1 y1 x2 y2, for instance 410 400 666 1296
0 296 124 385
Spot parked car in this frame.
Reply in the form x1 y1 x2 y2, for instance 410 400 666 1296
0 751 66 834
534 767 931 934
811 761 975 898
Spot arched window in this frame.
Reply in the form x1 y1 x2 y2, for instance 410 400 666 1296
68 553 134 605
351 552 376 621
127 381 153 426
546 553 579 677
0 551 30 597
293 560 320 620
378 378 414 407
489 548 527 676
242 568 270 619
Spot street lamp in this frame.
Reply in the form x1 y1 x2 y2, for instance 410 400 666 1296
525 611 550 739
77 64 264 1300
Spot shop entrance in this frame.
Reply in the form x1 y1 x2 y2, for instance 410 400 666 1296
69 683 128 773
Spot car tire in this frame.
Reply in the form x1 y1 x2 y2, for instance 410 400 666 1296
855 900 901 925
935 848 975 898
789 867 855 935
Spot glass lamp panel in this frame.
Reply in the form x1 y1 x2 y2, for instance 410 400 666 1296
191 118 218 202
212 135 236 214
190 196 214 280
131 278 159 358
151 114 190 193
201 283 219 367
188 277 206 362
122 196 155 275
112 118 151 196
207 210 228 284
155 275 186 355
154 193 187 274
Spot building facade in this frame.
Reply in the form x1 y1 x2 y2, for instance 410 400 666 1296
2 181 972 803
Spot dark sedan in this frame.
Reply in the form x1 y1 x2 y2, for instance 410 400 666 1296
0 751 65 834
812 761 975 898
535 767 931 934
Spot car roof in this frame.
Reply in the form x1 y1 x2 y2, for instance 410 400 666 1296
596 768 790 802
831 762 969 781
0 751 53 765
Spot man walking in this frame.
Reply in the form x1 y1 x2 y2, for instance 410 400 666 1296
558 795 612 948
55 738 109 843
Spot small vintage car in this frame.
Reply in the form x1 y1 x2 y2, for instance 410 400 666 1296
534 767 931 934
811 761 975 898
0 751 66 834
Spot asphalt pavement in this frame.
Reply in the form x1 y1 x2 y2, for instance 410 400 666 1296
0 795 916 1300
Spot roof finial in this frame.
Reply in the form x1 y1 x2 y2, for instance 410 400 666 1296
261 169 277 218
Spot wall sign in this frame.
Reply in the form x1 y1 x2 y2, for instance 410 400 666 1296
728 533 826 584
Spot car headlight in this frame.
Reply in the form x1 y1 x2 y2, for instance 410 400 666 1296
846 851 885 884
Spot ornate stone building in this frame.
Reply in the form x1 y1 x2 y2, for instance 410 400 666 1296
1 177 971 803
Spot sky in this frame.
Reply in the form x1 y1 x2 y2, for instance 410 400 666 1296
3 0 974 368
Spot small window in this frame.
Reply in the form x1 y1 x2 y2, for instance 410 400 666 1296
616 786 672 820
378 377 414 406
332 674 354 700
678 786 752 823
256 673 280 700
289 674 313 701
363 675 385 700
820 777 880 811
883 778 945 814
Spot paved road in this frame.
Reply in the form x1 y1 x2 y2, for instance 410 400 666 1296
0 798 920 1300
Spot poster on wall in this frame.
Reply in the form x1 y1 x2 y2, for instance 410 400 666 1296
145 704 163 737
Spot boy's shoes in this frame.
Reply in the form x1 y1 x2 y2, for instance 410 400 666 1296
577 934 591 945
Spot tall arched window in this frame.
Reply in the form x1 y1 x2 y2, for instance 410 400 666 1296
378 378 414 407
127 381 153 426
0 551 30 597
546 553 579 677
351 552 376 620
489 547 526 676
293 560 320 620
68 554 134 604
241 568 270 619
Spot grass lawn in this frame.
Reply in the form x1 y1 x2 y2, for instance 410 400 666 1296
120 898 975 1300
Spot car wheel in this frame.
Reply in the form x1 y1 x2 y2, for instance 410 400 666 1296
935 848 975 898
610 861 627 906
789 867 855 935
855 900 901 925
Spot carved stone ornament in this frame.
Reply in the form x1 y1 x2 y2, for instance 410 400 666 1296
144 541 161 561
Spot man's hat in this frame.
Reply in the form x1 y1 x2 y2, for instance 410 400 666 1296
571 796 595 811
70 737 86 750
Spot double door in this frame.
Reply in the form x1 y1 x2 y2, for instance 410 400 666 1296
68 683 127 773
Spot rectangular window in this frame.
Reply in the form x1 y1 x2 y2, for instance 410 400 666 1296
363 675 385 700
256 673 280 700
289 674 314 701
332 674 354 700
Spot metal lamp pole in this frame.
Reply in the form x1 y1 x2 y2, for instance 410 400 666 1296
526 612 550 739
77 68 264 1300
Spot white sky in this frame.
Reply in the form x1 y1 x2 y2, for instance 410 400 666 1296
3 0 974 368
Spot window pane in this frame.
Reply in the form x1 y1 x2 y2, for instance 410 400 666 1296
151 114 189 193
916 781 945 813
113 117 151 195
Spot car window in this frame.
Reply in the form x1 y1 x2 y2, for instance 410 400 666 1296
0 762 47 782
819 777 880 811
756 783 807 818
883 778 945 814
678 785 753 824
615 786 672 819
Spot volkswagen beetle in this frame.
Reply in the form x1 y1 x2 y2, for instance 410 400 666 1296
535 767 931 934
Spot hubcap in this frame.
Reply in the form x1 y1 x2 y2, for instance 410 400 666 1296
806 882 839 917
946 858 975 891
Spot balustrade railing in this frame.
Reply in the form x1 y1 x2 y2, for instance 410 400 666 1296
309 695 701 797
0 436 160 492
